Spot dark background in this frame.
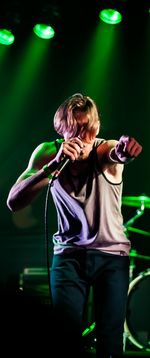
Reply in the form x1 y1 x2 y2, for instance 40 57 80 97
0 0 150 303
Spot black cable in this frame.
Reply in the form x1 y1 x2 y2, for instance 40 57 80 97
44 139 64 297
44 138 63 302
44 180 53 303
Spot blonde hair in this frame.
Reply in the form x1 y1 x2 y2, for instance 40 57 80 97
53 93 100 140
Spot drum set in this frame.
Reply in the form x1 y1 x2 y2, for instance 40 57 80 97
123 195 150 352
83 195 150 353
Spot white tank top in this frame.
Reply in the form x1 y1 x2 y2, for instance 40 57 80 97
50 138 131 256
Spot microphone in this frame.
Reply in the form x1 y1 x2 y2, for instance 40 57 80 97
49 136 83 183
49 157 70 183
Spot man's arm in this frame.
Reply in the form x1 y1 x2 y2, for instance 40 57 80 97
96 136 142 183
7 141 59 212
7 136 85 211
108 135 143 163
97 136 142 165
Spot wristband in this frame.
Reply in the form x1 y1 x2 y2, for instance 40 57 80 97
109 147 134 164
115 135 135 163
42 164 53 179
109 148 121 163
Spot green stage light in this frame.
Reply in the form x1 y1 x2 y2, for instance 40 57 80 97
99 9 122 24
0 29 15 45
33 24 55 39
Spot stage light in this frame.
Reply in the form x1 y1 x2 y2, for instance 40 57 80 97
0 28 15 45
0 6 21 46
99 9 122 24
33 23 55 39
32 3 59 40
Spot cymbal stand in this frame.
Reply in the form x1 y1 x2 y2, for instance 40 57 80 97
123 202 145 353
128 250 136 283
124 204 145 229
124 203 145 282
123 248 139 353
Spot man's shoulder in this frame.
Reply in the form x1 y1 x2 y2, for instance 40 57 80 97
95 138 118 147
34 138 64 155
28 139 63 169
94 137 106 146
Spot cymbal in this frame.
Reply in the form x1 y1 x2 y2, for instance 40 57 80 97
122 195 150 208
129 249 150 260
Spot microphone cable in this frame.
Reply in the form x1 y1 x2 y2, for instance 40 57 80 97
44 180 53 304
44 160 69 302
44 138 67 303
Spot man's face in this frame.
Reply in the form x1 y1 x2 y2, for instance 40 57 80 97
73 110 96 143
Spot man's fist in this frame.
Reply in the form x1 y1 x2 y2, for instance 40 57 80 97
115 135 142 163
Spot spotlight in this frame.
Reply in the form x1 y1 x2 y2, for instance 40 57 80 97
99 8 122 24
0 6 22 45
32 3 60 40
33 23 55 39
97 0 125 25
0 28 15 45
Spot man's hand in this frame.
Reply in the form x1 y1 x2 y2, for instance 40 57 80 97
55 137 84 163
115 135 142 163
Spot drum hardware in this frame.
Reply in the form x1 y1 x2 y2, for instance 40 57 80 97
82 322 96 353
129 249 150 261
124 249 150 352
82 322 96 337
124 206 145 229
123 198 150 281
124 269 150 352
126 226 150 237
123 203 149 239
129 251 136 283
129 249 150 283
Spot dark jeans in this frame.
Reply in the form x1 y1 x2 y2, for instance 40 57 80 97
50 249 129 357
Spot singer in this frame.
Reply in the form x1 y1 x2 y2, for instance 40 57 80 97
7 93 142 358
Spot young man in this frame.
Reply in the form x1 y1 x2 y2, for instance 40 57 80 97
7 93 142 358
